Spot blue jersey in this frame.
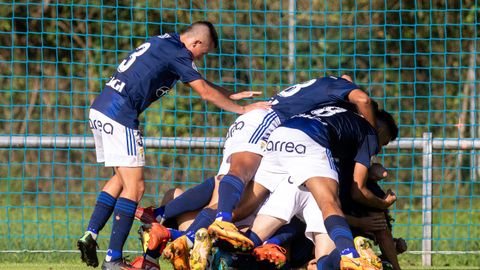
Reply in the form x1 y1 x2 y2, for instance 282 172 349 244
91 33 203 128
282 106 379 168
270 76 360 123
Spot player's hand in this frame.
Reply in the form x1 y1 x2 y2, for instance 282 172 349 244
384 189 397 208
360 212 388 232
229 91 263 100
368 163 388 181
240 101 271 114
341 74 353 82
394 237 408 254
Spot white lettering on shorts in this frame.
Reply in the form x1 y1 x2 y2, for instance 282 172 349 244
265 140 306 154
89 119 114 135
226 121 245 140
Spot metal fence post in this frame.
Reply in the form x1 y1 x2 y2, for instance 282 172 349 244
422 132 433 266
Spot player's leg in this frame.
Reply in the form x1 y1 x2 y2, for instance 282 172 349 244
214 109 280 222
306 178 382 270
209 180 270 250
78 174 123 267
266 127 358 260
304 178 358 256
248 180 307 268
78 109 129 268
137 176 216 224
297 188 337 270
102 166 144 269
232 180 270 223
101 122 145 269
215 151 263 221
269 127 379 269
164 208 217 270
373 227 401 270
300 197 337 270
312 233 337 270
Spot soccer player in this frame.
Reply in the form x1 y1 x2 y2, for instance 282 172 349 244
339 161 406 270
237 105 399 270
77 21 269 270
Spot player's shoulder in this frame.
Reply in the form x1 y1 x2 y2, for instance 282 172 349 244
148 33 184 51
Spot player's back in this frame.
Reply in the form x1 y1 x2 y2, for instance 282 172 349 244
110 34 186 110
270 76 360 122
91 33 199 129
282 106 378 161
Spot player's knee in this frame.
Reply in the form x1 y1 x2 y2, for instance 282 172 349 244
172 187 184 198
160 187 183 205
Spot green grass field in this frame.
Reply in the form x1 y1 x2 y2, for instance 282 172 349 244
1 214 478 269
1 184 478 269
0 250 478 269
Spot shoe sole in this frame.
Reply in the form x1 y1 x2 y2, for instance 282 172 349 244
77 240 98 267
253 250 286 268
190 229 212 270
208 226 254 251
163 241 189 270
253 246 286 269
354 237 382 269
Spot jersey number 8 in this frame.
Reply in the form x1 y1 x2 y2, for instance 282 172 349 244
277 79 316 97
117 42 151 73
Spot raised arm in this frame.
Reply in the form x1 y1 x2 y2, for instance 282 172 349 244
188 79 270 114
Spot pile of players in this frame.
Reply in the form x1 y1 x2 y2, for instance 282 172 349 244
77 20 406 270
127 79 407 270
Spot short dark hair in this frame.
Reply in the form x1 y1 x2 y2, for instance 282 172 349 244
376 109 398 141
182 21 219 49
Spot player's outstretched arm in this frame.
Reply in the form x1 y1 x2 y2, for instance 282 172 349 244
351 162 396 210
189 79 270 114
205 80 263 100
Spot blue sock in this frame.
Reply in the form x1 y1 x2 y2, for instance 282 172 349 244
324 215 359 258
289 230 314 268
317 249 341 270
162 177 215 219
87 191 117 236
245 229 263 247
106 197 137 261
265 217 304 246
187 208 216 232
168 228 185 240
216 174 244 222
185 230 196 244
153 205 165 221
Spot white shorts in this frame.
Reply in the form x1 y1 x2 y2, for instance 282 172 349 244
217 109 280 175
89 109 145 167
257 179 326 243
254 126 338 191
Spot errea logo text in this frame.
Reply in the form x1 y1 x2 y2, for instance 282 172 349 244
266 140 306 154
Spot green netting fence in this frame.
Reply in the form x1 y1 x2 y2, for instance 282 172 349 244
0 0 479 268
